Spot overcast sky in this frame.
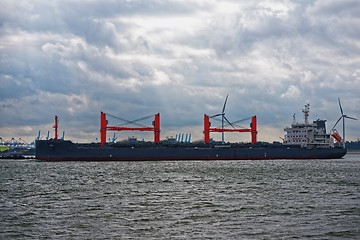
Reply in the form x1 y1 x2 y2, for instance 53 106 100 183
1 0 359 143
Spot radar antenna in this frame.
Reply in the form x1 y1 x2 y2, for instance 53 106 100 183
302 104 310 124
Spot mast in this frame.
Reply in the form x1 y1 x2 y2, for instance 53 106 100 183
53 115 58 140
302 104 310 124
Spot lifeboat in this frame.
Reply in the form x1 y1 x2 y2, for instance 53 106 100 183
331 129 342 142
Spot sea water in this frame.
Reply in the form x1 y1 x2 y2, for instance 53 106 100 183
1 154 359 239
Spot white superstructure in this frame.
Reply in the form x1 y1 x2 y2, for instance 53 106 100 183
284 104 334 148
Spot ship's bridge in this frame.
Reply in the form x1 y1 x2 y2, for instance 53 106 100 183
283 104 333 148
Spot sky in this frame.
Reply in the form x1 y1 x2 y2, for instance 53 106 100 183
0 0 359 144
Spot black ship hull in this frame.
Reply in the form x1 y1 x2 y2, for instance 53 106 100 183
35 140 347 161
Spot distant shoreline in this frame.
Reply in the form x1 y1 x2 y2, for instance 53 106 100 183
347 150 360 154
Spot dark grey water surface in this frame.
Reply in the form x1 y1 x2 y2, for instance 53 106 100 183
1 154 360 239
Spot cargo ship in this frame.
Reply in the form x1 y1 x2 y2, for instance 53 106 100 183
35 102 347 161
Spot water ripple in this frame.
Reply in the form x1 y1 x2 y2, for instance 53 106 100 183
1 156 360 239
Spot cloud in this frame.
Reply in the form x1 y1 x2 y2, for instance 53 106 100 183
281 85 301 99
0 0 359 143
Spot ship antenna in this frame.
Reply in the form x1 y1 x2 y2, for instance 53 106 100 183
292 113 296 124
302 104 310 124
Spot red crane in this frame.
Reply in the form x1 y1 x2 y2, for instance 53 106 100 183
203 114 257 144
53 115 58 140
100 112 160 147
203 95 257 144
